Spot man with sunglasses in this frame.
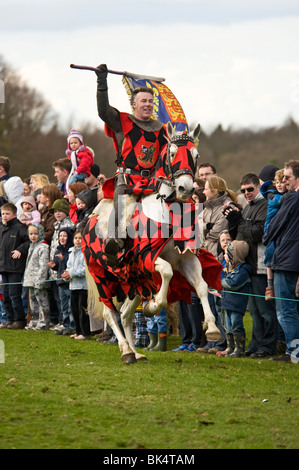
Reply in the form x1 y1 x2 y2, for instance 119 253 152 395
223 173 278 359
263 160 299 362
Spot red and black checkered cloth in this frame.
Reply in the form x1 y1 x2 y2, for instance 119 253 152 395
82 200 222 313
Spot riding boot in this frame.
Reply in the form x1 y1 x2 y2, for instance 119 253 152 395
145 333 158 351
229 333 245 358
105 238 125 255
151 333 167 351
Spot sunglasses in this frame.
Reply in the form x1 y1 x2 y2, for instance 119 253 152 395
240 186 256 194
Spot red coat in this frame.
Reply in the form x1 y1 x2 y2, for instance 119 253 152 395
68 145 94 175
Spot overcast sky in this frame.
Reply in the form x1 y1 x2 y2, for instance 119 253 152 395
1 0 299 132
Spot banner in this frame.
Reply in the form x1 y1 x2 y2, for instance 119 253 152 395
122 76 189 132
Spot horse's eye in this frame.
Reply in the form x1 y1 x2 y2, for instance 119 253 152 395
169 144 178 161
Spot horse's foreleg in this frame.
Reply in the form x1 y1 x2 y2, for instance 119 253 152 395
102 306 137 364
178 252 222 342
143 257 173 317
120 295 147 362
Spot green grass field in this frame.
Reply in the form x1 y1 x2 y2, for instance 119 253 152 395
0 313 298 450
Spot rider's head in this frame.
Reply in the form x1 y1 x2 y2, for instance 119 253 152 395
131 87 154 122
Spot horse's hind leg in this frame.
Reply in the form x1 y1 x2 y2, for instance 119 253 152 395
102 306 137 364
143 257 173 317
178 252 222 342
120 295 147 362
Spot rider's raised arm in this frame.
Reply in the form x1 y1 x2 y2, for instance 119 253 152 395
96 64 122 134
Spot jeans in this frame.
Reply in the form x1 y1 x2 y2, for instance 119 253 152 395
224 310 245 335
0 299 7 323
247 274 278 354
274 271 299 356
146 306 168 334
178 294 205 345
58 285 74 328
68 172 88 185
1 272 26 325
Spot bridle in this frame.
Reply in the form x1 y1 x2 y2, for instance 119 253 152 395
165 132 196 184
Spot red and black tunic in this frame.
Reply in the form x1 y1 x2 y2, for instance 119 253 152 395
104 112 168 196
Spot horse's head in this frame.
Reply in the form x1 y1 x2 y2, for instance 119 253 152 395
156 122 201 202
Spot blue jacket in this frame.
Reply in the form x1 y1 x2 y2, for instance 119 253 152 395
221 262 252 313
260 180 284 232
263 190 299 272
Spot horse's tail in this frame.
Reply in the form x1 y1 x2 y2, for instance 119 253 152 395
85 262 104 320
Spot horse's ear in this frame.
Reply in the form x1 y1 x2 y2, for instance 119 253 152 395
166 121 174 139
190 123 201 141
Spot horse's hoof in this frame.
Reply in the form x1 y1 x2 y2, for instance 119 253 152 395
206 331 222 342
122 353 137 364
136 353 148 362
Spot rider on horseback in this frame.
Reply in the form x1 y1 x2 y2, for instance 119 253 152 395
96 65 168 265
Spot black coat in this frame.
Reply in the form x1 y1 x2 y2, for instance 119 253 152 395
227 195 267 274
263 190 299 273
0 217 30 273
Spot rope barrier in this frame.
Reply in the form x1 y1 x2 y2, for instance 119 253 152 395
209 288 299 303
1 280 298 302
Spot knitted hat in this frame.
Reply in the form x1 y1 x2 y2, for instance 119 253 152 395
21 195 37 210
66 129 85 156
67 129 83 145
75 189 94 208
227 240 249 268
49 198 70 215
259 164 279 183
90 163 100 178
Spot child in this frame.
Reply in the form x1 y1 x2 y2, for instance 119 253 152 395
48 198 74 327
145 305 168 351
65 129 94 187
61 230 91 340
23 224 50 330
260 169 287 300
18 196 41 226
217 229 232 274
75 189 95 232
134 303 149 348
0 202 30 329
219 240 252 357
48 227 75 334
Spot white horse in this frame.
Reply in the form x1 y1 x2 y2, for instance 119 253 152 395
83 123 222 364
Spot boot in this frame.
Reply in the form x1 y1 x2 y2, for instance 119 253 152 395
151 333 167 351
217 332 235 356
145 333 158 351
225 332 235 356
230 333 245 358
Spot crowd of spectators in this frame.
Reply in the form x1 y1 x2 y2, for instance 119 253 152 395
0 148 298 364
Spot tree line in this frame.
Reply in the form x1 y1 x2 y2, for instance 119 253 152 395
1 55 298 191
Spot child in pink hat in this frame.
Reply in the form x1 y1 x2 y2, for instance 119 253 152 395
65 129 94 189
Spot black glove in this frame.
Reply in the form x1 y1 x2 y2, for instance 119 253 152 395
96 64 108 91
206 222 214 231
224 209 243 226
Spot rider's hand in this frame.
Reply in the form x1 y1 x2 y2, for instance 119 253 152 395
96 64 108 91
